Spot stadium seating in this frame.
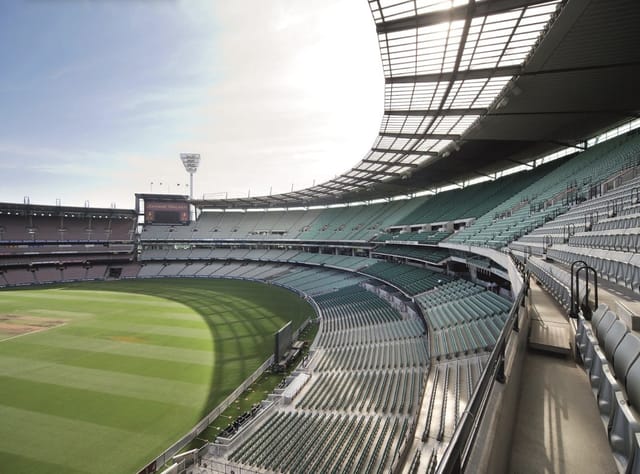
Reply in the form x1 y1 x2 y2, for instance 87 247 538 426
372 230 451 244
510 169 640 295
372 244 449 264
511 174 640 255
0 213 135 242
416 281 511 359
135 153 604 248
227 283 424 473
271 267 366 295
397 159 565 226
360 262 451 295
450 133 640 249
419 355 489 447
572 304 640 473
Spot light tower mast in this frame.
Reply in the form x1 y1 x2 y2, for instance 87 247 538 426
180 153 201 199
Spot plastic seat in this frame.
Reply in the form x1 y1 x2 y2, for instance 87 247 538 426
596 310 618 346
576 306 605 359
604 320 630 363
629 432 640 473
609 391 640 473
614 333 640 385
627 358 640 412
591 304 610 328
590 345 609 394
597 364 622 429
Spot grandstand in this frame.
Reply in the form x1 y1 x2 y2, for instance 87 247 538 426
4 0 640 473
0 202 138 287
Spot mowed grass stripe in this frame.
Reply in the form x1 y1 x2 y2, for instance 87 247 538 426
2 289 204 321
0 375 196 432
72 311 218 329
0 404 172 474
55 324 215 350
0 450 90 474
5 287 187 305
0 355 206 407
72 318 214 339
1 343 212 384
4 332 214 364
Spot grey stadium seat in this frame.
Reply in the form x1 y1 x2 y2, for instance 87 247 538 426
591 303 609 328
629 433 640 473
626 357 640 412
576 304 608 356
597 363 622 428
613 332 640 386
590 345 609 395
609 391 640 473
604 320 630 363
596 310 618 347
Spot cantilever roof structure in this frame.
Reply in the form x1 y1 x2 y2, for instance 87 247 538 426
195 0 640 210
0 202 137 218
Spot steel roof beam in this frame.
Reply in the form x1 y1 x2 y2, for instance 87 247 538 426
333 179 371 188
314 183 344 192
362 158 422 168
376 0 555 34
379 132 460 140
385 108 487 117
354 168 404 178
386 66 520 84
295 188 329 198
370 148 437 158
300 189 335 199
486 108 640 117
413 2 476 150
343 175 385 184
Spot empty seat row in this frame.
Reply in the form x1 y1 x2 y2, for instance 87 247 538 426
575 304 640 472
526 256 580 310
547 245 640 294
569 229 640 253
595 213 640 232
372 244 450 264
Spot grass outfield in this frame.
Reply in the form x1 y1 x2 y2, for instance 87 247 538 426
0 278 314 474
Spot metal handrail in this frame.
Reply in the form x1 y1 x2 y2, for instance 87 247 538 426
569 260 588 318
575 264 598 320
435 273 528 474
543 235 553 255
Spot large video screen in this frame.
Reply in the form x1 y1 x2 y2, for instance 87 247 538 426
144 200 190 224
274 321 293 363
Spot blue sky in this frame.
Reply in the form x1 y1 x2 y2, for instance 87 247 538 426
0 1 382 208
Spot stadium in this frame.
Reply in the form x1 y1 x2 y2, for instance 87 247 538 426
2 0 640 473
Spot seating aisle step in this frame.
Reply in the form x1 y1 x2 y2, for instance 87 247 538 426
529 319 571 355
528 281 572 355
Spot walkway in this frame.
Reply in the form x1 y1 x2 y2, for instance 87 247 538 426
508 281 617 474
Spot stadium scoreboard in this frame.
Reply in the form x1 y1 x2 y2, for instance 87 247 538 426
144 200 190 224
274 321 293 363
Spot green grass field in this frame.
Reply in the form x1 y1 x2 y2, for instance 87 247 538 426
0 278 314 474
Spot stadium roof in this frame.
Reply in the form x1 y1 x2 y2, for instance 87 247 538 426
195 0 640 210
0 202 137 218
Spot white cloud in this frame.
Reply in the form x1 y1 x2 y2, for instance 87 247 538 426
183 0 383 198
2 0 383 207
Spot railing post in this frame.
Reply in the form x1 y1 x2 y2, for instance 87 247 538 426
495 355 506 384
569 260 588 318
576 264 598 320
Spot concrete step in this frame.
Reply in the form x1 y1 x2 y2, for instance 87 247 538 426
528 318 571 355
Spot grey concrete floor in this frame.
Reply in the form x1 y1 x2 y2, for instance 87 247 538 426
508 283 618 474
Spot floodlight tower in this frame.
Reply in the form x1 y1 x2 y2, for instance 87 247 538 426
180 153 201 199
